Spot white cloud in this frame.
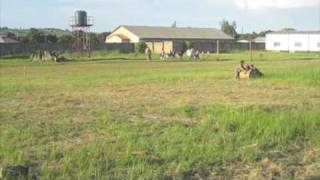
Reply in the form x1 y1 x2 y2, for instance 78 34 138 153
50 0 320 10
233 0 319 9
53 0 320 9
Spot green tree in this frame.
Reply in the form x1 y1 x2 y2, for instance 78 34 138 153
6 32 17 40
258 30 273 37
220 19 237 38
58 35 73 44
183 41 193 51
98 32 111 43
237 30 273 41
135 42 147 53
27 28 45 43
90 33 100 47
46 34 58 43
18 36 29 43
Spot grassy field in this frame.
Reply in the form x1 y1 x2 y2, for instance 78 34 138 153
1 51 320 179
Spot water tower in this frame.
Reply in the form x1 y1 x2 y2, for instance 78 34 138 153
70 10 93 57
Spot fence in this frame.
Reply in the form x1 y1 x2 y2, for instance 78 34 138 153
0 42 264 57
174 41 265 53
0 43 135 56
0 43 71 56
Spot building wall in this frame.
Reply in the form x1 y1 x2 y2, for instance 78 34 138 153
266 33 320 52
105 26 140 43
309 34 320 52
144 40 264 54
144 41 173 53
106 35 124 43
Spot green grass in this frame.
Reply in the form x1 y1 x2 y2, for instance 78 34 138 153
0 51 320 179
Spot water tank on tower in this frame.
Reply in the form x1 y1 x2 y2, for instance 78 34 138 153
74 10 87 26
70 10 93 57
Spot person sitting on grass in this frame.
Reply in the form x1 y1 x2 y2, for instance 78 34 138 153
235 60 247 79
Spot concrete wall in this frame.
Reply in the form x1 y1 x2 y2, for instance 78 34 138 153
106 35 124 43
142 39 263 54
0 43 135 56
0 43 71 56
95 43 134 53
0 42 265 57
266 33 320 52
173 40 265 53
145 41 173 53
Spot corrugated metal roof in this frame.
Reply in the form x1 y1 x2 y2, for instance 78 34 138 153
269 30 320 35
253 36 265 42
122 25 233 40
0 36 20 43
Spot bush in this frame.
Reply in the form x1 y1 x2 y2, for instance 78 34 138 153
183 41 193 51
135 42 147 54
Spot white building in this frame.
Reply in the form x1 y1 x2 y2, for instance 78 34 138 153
266 31 320 52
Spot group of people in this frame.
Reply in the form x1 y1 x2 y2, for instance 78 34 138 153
185 48 201 60
235 60 259 79
160 49 185 60
145 47 204 61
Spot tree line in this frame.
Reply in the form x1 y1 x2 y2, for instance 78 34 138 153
4 22 294 44
219 19 274 40
4 28 110 46
220 19 297 41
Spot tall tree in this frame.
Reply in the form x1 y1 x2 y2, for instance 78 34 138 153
27 28 45 43
18 36 29 43
6 32 17 40
90 33 100 48
220 19 237 38
58 35 72 44
258 30 273 37
46 34 58 43
97 32 111 43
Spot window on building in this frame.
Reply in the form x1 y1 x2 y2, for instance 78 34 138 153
274 42 280 47
318 42 320 47
294 42 302 47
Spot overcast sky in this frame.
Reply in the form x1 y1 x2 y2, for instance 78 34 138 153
1 0 320 33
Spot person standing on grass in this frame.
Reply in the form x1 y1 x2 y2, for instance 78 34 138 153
145 47 152 61
177 50 184 60
160 49 165 60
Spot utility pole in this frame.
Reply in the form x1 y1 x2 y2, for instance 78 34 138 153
216 40 220 55
249 40 253 61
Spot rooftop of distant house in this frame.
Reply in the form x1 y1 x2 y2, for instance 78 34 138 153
0 36 20 44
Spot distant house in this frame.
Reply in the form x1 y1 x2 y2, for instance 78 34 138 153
237 37 265 44
105 25 233 53
253 36 265 43
0 36 21 56
266 31 320 52
0 36 20 44
237 39 250 43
